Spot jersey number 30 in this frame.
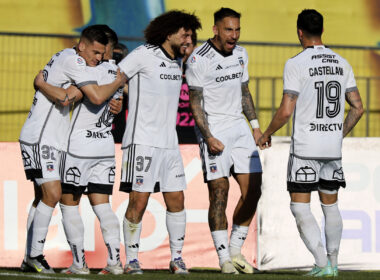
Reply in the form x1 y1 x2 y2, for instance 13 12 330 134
315 80 341 118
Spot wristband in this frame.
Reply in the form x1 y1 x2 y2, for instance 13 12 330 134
250 119 260 129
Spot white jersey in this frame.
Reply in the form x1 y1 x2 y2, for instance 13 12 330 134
284 45 357 159
186 39 249 134
66 60 123 158
19 48 96 150
118 44 182 149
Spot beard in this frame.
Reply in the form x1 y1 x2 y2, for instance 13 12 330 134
172 43 185 58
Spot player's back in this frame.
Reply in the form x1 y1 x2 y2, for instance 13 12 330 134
285 45 357 159
118 44 182 149
66 60 122 158
19 48 78 149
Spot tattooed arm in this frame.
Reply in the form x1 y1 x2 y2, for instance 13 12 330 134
189 88 224 154
34 70 82 106
343 89 364 137
241 83 263 144
258 92 298 149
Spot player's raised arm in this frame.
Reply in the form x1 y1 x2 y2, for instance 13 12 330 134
34 70 82 106
189 88 225 153
80 68 126 105
343 89 364 137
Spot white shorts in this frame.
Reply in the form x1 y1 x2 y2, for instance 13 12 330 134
61 152 115 195
287 154 346 193
20 142 62 185
120 144 186 193
199 121 262 182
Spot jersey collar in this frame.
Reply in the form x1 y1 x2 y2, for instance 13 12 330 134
159 45 177 61
207 39 234 57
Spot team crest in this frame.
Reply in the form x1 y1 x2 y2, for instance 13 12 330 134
46 162 54 172
190 56 196 63
238 56 244 67
210 163 218 173
136 176 144 186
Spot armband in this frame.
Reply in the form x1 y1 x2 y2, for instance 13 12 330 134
250 119 260 129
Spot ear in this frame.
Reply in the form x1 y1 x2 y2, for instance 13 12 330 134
78 41 85 52
297 29 303 39
212 25 218 36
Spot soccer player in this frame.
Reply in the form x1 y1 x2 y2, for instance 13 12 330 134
258 9 364 277
117 11 201 274
35 25 124 275
186 7 262 274
19 25 126 273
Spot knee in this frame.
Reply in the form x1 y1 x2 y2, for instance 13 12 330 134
126 201 146 223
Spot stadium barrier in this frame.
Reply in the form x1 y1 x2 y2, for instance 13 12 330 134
1 138 379 270
0 32 379 141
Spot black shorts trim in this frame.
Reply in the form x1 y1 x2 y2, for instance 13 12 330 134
287 179 346 193
62 183 86 195
25 169 43 181
86 183 113 195
119 182 161 193
319 179 346 191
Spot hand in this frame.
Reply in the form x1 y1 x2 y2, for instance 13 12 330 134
33 70 44 91
109 96 123 114
206 137 225 154
258 132 272 150
115 68 127 87
252 128 263 145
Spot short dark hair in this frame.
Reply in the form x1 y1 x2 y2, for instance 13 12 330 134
144 10 201 46
297 9 323 36
81 25 109 45
214 7 241 24
114 43 129 57
98 25 118 48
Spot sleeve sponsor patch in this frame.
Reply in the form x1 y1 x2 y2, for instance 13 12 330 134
76 57 85 65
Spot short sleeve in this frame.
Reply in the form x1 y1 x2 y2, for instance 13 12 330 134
63 55 97 88
185 53 206 91
345 65 357 93
241 48 249 84
283 59 301 96
118 47 143 79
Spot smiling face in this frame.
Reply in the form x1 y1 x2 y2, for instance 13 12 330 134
212 16 240 54
167 27 193 58
78 39 106 67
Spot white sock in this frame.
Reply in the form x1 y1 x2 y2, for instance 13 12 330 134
211 230 230 267
166 210 186 261
30 201 54 258
321 202 342 267
290 202 327 267
92 203 120 266
24 206 36 261
60 204 85 268
229 224 249 257
123 217 142 263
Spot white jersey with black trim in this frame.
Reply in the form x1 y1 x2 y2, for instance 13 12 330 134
186 39 249 134
66 60 123 158
118 44 182 149
284 45 357 159
19 48 96 150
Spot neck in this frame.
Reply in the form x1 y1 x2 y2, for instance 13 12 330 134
210 36 223 52
302 37 323 49
161 41 175 59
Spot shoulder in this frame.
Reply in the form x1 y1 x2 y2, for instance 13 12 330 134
62 48 86 69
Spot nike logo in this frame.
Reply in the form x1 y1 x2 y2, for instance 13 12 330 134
33 264 42 273
236 263 245 270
